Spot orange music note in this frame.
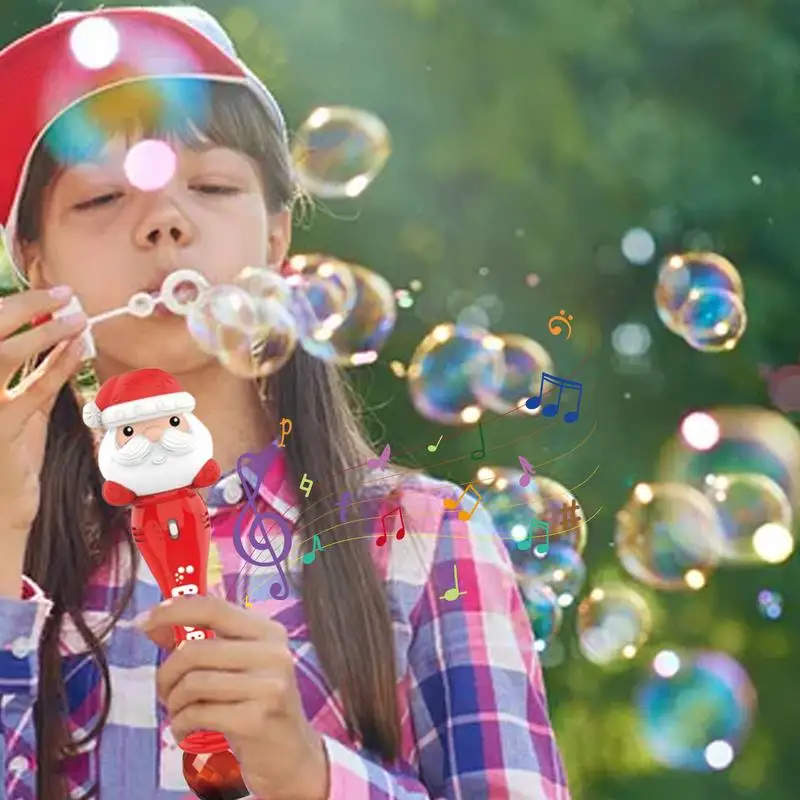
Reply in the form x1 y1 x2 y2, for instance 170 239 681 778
443 483 482 521
376 506 406 547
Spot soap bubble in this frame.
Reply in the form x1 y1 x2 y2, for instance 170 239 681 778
615 483 724 591
658 407 800 512
514 542 586 607
292 106 391 199
284 254 358 344
535 476 588 554
636 650 757 771
407 324 506 425
577 585 652 664
296 263 396 366
517 581 562 650
234 267 293 310
678 288 747 352
702 473 793 564
757 589 783 620
186 286 297 377
475 466 546 556
473 334 554 415
655 252 744 336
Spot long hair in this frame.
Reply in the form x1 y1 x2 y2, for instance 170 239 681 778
16 79 401 799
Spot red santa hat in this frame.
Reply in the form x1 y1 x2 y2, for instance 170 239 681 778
82 368 195 430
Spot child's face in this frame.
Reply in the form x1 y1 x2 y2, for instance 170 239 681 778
25 134 290 375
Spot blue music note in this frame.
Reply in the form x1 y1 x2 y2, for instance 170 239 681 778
233 442 292 600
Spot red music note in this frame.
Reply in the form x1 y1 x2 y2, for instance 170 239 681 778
376 506 406 547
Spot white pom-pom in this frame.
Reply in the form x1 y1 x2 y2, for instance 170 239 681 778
82 402 103 429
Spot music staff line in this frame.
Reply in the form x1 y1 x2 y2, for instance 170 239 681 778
238 505 606 600
225 419 598 593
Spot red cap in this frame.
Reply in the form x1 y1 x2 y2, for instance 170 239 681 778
0 6 286 283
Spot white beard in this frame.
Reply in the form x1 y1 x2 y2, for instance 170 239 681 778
98 413 214 497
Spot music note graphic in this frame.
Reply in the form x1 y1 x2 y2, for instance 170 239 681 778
516 518 550 557
427 435 443 453
302 534 324 565
471 421 486 460
376 506 406 547
233 444 293 600
525 372 582 423
367 444 391 471
439 564 467 602
518 456 536 487
443 483 483 521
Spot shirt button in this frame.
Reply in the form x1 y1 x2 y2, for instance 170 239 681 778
8 755 29 774
10 636 32 659
222 476 244 505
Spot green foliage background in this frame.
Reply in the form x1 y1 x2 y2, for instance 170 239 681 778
3 1 799 797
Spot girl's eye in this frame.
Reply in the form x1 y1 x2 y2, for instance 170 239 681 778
193 184 239 195
169 416 180 427
73 191 123 211
122 425 134 437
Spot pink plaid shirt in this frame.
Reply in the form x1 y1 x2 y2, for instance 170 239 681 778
0 441 570 798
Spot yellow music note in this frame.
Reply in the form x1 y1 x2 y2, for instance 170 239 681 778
443 483 482 521
243 595 253 608
439 564 467 602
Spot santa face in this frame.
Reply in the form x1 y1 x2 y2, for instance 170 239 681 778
98 412 214 496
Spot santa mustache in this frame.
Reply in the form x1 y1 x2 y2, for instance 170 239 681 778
113 427 195 466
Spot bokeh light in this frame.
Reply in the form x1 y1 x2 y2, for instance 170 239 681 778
69 17 120 70
680 411 720 452
757 590 783 620
123 139 177 191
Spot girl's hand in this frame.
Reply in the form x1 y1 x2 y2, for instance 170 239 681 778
138 596 329 800
0 286 87 538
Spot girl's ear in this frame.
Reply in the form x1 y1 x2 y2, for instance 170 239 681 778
267 209 291 268
19 242 47 289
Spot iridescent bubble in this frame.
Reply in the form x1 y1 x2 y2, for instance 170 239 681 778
636 650 757 771
615 483 724 591
284 254 358 344
234 267 292 310
678 289 747 352
124 139 176 191
658 407 800 513
186 286 297 377
517 581 562 651
407 324 506 425
577 585 652 664
514 542 586 607
296 263 397 366
757 589 783 620
654 252 744 336
291 106 391 199
535 476 588 554
473 334 554 415
702 473 793 564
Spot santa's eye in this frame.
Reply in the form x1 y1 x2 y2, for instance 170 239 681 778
122 425 134 437
169 416 180 427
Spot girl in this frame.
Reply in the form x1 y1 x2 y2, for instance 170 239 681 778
0 6 570 799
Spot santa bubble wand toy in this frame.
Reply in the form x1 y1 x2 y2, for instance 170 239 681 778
83 367 252 800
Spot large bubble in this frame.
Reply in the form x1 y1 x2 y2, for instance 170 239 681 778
654 252 743 336
291 106 391 199
517 581 562 651
615 483 724 591
535 476 588 554
295 263 396 366
636 650 757 771
514 542 586 607
702 473 794 565
577 585 652 665
407 324 507 425
659 407 800 512
678 288 747 352
472 334 554 415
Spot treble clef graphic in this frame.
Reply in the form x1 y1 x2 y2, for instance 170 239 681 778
233 443 292 600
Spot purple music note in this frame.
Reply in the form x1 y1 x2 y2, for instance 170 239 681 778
518 456 536 487
233 442 292 599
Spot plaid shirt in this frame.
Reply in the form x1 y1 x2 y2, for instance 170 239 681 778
0 442 570 799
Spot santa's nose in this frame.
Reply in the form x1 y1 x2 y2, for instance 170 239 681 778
141 424 163 442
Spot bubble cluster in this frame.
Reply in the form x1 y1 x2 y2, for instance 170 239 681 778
291 106 391 199
654 252 746 352
518 581 563 651
757 590 783 620
407 324 506 424
577 585 652 664
615 483 723 591
636 650 757 771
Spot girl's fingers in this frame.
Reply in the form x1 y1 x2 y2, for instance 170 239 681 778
0 287 75 340
164 670 272 717
0 314 88 376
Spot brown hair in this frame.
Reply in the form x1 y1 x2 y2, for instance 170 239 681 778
16 79 401 799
